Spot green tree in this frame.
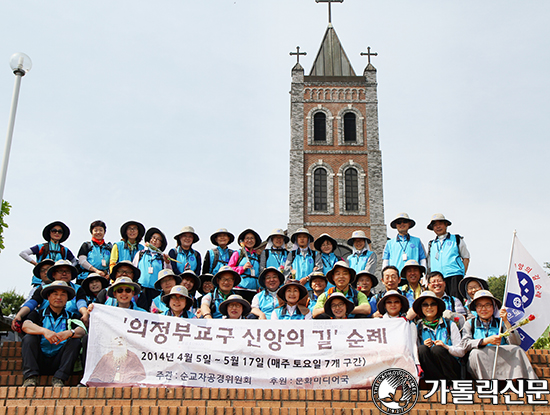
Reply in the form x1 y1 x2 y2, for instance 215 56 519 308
0 200 11 251
0 289 25 317
487 274 506 303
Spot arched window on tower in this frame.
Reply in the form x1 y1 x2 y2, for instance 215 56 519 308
313 168 328 211
344 168 359 212
313 112 326 142
343 113 356 142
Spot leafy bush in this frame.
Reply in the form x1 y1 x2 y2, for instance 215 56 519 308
0 289 25 317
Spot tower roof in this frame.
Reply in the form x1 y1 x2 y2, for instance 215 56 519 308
309 24 356 77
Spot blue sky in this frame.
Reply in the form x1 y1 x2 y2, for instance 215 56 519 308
0 1 548 295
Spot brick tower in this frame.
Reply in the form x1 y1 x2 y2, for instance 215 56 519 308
287 19 386 263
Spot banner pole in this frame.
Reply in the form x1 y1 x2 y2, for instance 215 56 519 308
491 230 517 379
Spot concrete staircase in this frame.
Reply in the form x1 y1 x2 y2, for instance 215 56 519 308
2 341 550 415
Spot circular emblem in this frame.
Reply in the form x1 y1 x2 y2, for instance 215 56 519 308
190 257 195 262
372 368 419 415
513 297 522 308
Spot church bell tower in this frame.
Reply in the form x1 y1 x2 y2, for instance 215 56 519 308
287 0 386 261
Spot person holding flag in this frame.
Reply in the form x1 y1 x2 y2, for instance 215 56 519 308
462 290 537 380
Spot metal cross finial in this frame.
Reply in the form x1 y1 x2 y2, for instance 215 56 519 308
290 46 307 64
315 0 344 24
360 46 378 64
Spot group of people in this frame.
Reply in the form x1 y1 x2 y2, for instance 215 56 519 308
13 213 536 387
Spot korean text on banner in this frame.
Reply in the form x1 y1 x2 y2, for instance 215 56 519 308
504 234 550 350
81 304 418 389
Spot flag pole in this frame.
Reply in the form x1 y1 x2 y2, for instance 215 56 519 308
491 230 517 379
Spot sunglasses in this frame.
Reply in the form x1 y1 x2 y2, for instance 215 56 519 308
394 220 408 225
422 302 438 308
51 229 63 234
115 288 134 294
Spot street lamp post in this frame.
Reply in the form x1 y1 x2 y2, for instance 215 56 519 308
0 52 32 204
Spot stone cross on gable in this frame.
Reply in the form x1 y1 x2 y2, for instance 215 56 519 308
290 46 307 64
315 0 344 24
360 46 378 65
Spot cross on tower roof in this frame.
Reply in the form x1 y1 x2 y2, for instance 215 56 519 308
290 46 307 64
360 46 378 65
315 0 344 24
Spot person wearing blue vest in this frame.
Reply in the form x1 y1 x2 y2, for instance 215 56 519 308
150 269 182 314
427 213 470 299
424 271 466 323
179 269 201 313
382 213 427 273
399 259 426 308
314 292 355 320
133 227 171 310
200 266 241 319
198 273 214 303
77 220 112 283
462 290 537 379
219 294 252 319
346 230 377 275
458 276 489 320
162 285 195 319
21 281 86 387
76 273 109 326
202 228 235 275
14 260 82 332
307 271 328 312
19 221 77 286
97 276 145 311
228 229 262 303
312 261 371 319
372 266 405 318
169 226 202 275
377 290 410 319
259 228 289 275
250 267 284 319
109 221 145 272
271 280 311 320
353 270 378 317
413 291 465 381
313 233 341 286
24 259 55 305
283 228 321 291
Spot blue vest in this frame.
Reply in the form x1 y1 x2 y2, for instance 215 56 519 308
236 250 260 291
254 290 279 319
320 252 339 286
152 294 169 313
31 242 70 285
137 249 165 289
274 305 307 320
367 294 377 318
418 318 453 346
383 235 426 272
78 242 112 282
441 294 458 312
114 241 144 263
264 249 288 270
290 249 316 290
170 247 200 274
208 288 234 319
39 281 80 315
429 234 465 277
39 307 71 357
471 317 506 346
207 247 233 275
348 250 373 274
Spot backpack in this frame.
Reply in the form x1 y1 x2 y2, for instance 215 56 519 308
211 248 234 271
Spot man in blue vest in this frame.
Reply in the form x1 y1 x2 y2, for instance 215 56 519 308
427 213 470 299
382 213 427 272
21 281 86 387
249 267 284 319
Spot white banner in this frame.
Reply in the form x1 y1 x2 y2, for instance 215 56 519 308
82 304 417 389
505 234 550 350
